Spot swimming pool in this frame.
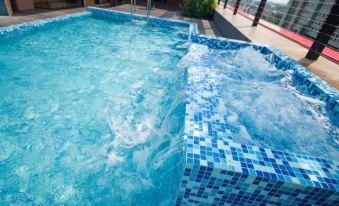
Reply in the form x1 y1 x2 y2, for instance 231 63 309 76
0 9 190 206
0 7 338 206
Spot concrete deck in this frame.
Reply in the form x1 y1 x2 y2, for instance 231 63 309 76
215 4 339 89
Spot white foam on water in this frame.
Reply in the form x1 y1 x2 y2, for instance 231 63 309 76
54 186 76 204
107 151 125 167
233 47 277 73
180 44 339 160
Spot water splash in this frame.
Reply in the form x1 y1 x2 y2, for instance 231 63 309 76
180 44 339 161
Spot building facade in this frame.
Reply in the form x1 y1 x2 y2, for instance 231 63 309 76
280 0 339 49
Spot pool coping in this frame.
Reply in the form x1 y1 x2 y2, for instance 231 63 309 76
0 6 338 205
0 11 90 35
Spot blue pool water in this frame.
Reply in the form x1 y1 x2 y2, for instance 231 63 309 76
0 14 189 205
180 44 339 161
1 9 338 206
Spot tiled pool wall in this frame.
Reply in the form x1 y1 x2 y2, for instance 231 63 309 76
0 12 90 37
0 7 337 205
175 35 339 205
0 0 9 16
86 7 198 35
190 35 339 126
86 8 339 205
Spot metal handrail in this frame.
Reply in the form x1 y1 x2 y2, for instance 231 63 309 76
130 0 136 17
146 0 152 18
130 0 151 19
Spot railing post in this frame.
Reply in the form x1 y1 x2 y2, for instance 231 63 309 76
252 0 267 26
305 0 339 60
233 0 241 15
224 0 228 9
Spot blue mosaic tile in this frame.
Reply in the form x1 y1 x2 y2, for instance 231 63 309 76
175 35 339 205
79 9 339 203
0 7 338 205
190 34 339 124
87 7 198 34
0 12 89 36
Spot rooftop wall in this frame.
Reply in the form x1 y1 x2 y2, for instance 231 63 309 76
175 34 339 205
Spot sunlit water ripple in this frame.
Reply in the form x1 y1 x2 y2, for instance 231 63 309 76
0 15 189 205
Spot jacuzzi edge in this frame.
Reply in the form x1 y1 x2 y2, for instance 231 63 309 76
175 33 339 205
189 34 338 110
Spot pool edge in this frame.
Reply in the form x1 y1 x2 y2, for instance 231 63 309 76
0 7 337 205
175 34 339 205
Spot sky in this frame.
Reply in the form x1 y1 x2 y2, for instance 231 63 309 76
268 0 290 4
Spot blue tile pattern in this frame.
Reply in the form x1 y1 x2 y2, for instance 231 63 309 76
190 35 338 106
86 7 198 35
0 0 9 16
0 7 338 205
0 12 89 35
175 36 339 205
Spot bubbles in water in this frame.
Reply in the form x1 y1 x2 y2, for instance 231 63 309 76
234 47 277 72
107 151 125 167
181 44 339 161
54 186 76 204
0 16 188 205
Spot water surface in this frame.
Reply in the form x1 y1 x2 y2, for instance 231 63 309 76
180 44 339 161
0 14 188 205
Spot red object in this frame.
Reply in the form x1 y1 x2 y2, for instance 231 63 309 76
226 6 339 63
